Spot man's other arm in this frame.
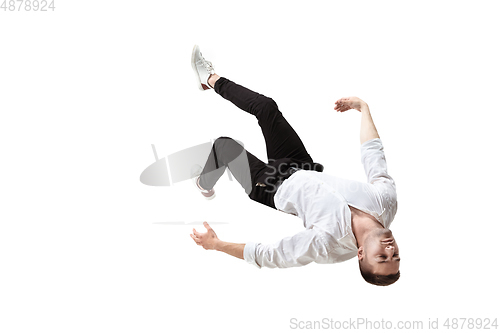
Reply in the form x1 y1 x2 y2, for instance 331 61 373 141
359 103 380 144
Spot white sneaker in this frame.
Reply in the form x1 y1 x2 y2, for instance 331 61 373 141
191 165 216 200
191 45 215 91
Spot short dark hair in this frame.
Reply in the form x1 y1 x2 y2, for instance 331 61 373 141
359 261 400 286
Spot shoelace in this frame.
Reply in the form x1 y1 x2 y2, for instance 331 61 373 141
203 60 214 72
199 53 214 72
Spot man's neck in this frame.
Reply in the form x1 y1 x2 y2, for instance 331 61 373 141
350 205 384 248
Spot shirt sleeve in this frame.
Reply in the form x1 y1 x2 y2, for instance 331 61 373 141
360 138 398 227
360 138 395 188
243 228 330 269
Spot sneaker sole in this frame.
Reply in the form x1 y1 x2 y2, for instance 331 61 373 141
203 192 216 200
191 45 210 91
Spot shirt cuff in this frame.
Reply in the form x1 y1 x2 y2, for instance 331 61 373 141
360 138 383 162
243 242 262 269
360 137 382 149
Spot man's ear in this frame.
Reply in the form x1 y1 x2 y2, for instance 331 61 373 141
357 246 364 261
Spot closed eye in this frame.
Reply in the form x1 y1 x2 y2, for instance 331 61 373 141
377 254 400 263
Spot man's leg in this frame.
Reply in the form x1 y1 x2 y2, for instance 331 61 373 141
209 75 313 164
199 137 267 196
198 136 280 209
192 45 313 163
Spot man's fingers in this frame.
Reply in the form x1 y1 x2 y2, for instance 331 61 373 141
190 234 202 245
203 221 212 231
335 98 350 111
193 228 202 237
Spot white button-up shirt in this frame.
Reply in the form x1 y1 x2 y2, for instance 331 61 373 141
243 138 398 269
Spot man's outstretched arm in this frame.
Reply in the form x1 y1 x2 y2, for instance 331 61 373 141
190 222 244 260
335 96 380 144
191 222 331 269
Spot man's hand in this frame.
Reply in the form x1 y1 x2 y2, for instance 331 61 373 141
335 96 380 144
190 222 245 260
190 221 220 250
334 96 368 112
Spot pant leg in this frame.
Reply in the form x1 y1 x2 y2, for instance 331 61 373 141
199 137 264 194
214 77 313 164
199 137 277 208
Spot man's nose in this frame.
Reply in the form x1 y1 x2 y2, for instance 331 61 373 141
385 245 395 253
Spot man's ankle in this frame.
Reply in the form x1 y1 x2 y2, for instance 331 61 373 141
208 74 220 89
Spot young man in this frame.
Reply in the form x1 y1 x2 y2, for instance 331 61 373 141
189 45 400 286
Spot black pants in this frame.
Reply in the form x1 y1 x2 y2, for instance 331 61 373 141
199 77 321 209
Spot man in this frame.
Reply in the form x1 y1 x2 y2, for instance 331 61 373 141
189 45 400 286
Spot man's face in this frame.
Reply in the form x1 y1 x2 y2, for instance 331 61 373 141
360 228 400 275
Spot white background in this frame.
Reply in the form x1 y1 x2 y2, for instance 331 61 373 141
1 1 499 332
